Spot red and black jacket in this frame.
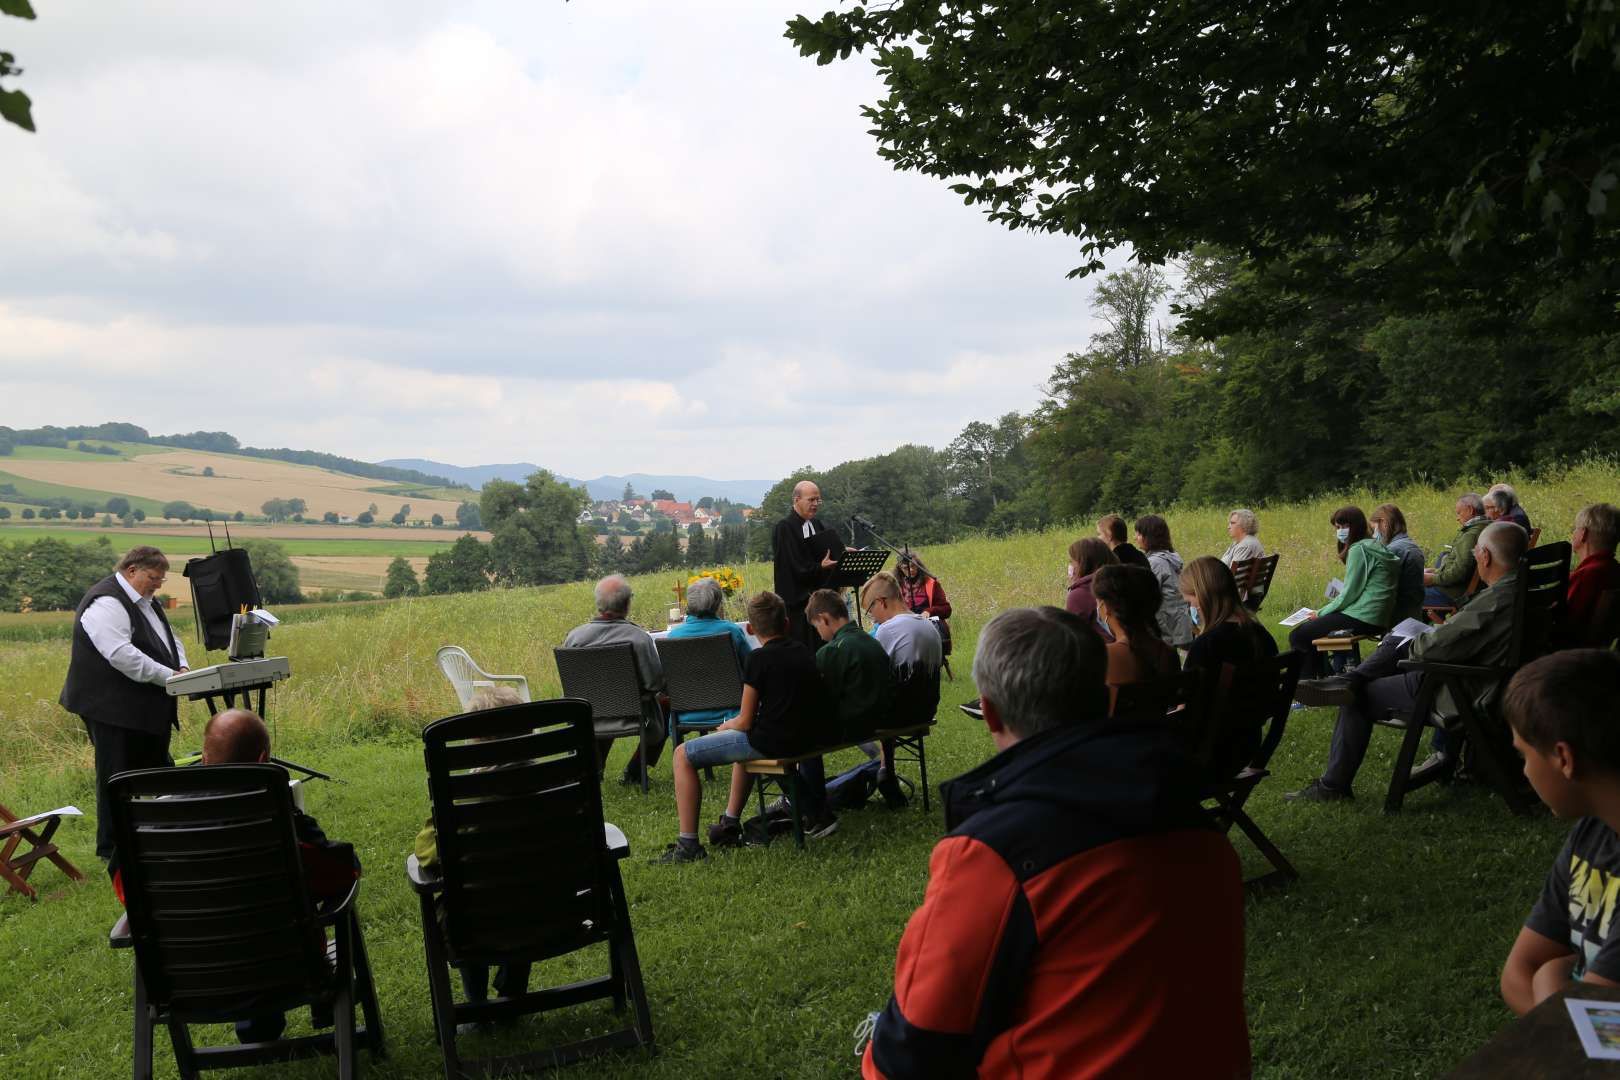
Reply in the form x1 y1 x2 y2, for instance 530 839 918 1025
864 720 1251 1079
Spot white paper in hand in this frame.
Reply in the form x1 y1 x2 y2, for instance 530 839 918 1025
1325 578 1345 600
1279 608 1315 628
1388 618 1435 642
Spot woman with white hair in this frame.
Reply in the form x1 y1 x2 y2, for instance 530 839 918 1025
1219 509 1264 568
1485 484 1532 532
664 575 753 734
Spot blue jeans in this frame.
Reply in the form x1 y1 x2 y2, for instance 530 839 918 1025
681 728 762 768
1424 584 1460 608
681 729 829 817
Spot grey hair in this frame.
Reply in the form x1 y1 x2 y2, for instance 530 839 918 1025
1458 492 1486 517
685 576 723 616
970 607 1108 739
594 574 633 616
1576 503 1620 552
1485 485 1518 513
1229 508 1258 536
1479 521 1528 566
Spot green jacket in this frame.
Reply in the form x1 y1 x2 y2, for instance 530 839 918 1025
1411 570 1519 722
1319 539 1400 628
815 622 895 742
1432 517 1488 596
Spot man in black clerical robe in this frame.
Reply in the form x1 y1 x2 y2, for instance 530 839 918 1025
772 480 845 650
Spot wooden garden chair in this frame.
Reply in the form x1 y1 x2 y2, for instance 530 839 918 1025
407 698 654 1078
1182 653 1305 889
1379 542 1571 815
0 801 85 900
106 764 385 1080
1232 554 1280 612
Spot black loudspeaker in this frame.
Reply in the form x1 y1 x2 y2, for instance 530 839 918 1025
183 548 262 651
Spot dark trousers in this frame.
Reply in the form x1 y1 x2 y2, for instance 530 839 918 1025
88 719 173 870
459 959 532 1002
596 695 668 778
1424 584 1460 608
1319 637 1423 792
1289 612 1382 678
791 758 831 818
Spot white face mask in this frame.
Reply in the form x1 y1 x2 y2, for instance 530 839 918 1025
1372 527 1385 544
1335 527 1351 543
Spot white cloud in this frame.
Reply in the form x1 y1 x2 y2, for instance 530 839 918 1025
1 1 1126 479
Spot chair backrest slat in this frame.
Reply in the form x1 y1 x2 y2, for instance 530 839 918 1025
554 645 645 722
109 764 330 1016
422 699 615 965
1511 542 1572 666
656 633 745 715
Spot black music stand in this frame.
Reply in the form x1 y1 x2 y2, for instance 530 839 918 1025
829 549 892 628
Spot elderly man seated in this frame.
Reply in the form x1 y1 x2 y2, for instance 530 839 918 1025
1288 522 1528 801
562 574 667 785
663 575 752 734
858 607 1249 1078
1565 502 1620 646
200 708 360 1044
1423 492 1490 609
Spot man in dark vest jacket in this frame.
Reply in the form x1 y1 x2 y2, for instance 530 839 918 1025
59 545 189 873
772 480 843 650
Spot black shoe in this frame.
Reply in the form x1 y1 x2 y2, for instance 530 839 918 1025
620 765 648 786
706 815 742 848
1284 779 1353 803
651 840 707 864
1294 676 1357 709
876 772 909 810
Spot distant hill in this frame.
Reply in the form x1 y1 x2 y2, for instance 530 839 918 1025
379 460 769 505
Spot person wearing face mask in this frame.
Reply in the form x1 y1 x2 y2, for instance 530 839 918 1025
1064 537 1118 625
1285 506 1400 678
1092 564 1178 714
1370 503 1426 624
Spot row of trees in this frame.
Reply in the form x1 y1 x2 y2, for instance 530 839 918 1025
773 1 1620 534
0 535 300 611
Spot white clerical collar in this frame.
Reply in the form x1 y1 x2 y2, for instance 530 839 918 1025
802 518 817 539
115 572 148 607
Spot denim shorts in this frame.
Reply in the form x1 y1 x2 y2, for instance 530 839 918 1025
680 727 763 768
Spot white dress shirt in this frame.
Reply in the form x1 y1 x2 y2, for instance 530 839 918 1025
80 573 187 686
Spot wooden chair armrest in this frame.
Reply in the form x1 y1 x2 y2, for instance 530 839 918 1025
406 852 443 894
109 913 131 949
603 822 629 860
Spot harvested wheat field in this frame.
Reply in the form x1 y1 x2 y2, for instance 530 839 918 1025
0 449 467 520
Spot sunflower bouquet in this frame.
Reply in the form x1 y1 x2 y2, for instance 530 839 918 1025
689 566 745 598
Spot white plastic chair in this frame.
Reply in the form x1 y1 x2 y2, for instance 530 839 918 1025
435 645 531 710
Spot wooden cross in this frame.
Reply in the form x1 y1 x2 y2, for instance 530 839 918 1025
0 801 86 901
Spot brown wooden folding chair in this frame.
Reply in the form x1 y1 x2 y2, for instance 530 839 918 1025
0 801 86 901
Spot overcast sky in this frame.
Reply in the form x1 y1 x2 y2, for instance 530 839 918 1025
1 1 1116 481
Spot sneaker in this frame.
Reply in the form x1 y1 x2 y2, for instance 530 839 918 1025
876 771 909 810
764 796 791 818
1283 779 1352 803
706 816 742 848
651 840 707 864
1410 752 1454 780
1294 676 1358 709
803 811 840 840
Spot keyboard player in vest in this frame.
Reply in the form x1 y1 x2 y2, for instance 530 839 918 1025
57 546 188 878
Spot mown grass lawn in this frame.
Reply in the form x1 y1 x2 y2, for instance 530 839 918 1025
0 462 1606 1078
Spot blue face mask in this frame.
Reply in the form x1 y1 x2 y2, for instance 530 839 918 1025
1372 527 1385 544
1190 606 1201 627
1335 527 1351 543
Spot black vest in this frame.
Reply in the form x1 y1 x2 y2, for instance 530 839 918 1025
58 574 180 734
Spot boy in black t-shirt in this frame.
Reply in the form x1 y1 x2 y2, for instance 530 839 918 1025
1501 649 1620 1014
657 591 830 863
